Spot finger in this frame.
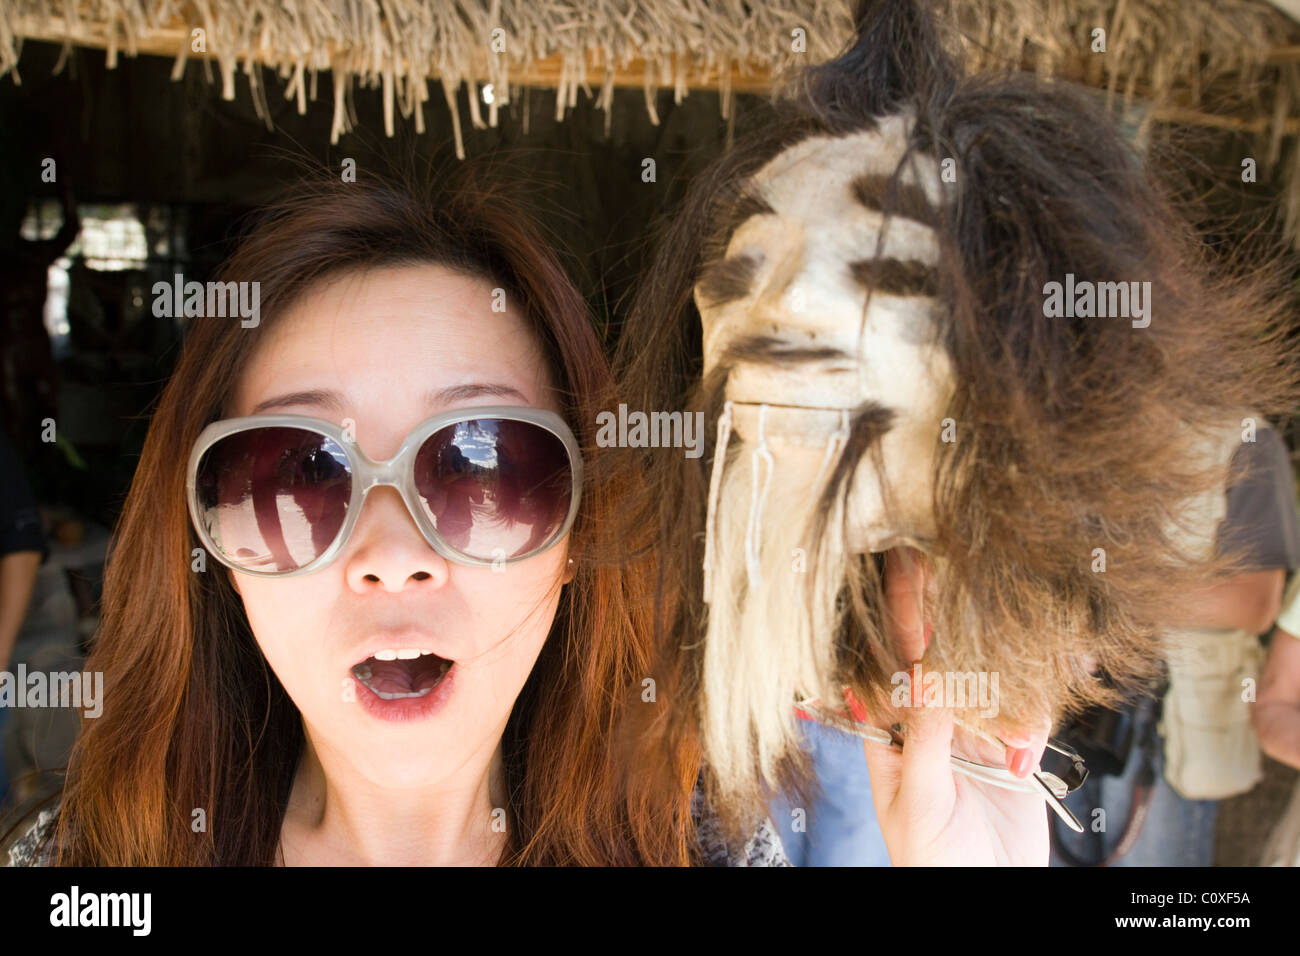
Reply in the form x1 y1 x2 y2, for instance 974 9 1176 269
861 734 903 810
1002 717 1052 778
883 547 928 667
893 684 958 817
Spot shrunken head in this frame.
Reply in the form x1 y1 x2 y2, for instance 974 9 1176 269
617 0 1300 825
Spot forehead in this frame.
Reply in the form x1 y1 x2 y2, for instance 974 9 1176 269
746 117 939 214
735 132 939 264
231 264 556 416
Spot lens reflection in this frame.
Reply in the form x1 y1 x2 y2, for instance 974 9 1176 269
414 419 571 560
196 427 351 571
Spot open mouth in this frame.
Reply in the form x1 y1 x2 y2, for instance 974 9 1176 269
351 650 453 700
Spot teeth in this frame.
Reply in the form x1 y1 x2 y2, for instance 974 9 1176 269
370 648 436 661
371 686 434 700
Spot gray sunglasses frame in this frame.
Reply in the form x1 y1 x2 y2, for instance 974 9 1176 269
186 406 583 577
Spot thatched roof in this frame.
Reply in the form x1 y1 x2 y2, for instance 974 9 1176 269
4 1 1300 235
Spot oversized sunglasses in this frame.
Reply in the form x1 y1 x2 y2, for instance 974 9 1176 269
186 406 582 576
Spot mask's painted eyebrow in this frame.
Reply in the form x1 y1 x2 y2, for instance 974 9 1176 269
697 253 762 308
249 383 529 416
850 172 939 228
848 258 940 298
718 188 776 239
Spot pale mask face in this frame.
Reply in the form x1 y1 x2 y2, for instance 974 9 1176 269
690 116 957 800
697 116 954 554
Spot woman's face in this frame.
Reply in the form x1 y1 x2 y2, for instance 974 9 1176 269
227 264 570 790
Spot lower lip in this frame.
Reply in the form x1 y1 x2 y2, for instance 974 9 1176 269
351 663 456 723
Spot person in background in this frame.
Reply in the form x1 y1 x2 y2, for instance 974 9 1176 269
1255 559 1300 866
1051 421 1299 866
1258 575 1300 771
0 429 46 806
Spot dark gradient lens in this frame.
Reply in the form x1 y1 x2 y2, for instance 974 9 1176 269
195 427 352 572
413 419 572 561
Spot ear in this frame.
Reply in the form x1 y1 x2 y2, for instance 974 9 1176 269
562 556 576 585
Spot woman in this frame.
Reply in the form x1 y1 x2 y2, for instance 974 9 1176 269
2 168 739 865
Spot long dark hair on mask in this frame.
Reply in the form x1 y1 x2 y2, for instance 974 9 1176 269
612 0 1300 836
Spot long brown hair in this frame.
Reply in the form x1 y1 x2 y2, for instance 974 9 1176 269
615 0 1300 832
21 165 697 865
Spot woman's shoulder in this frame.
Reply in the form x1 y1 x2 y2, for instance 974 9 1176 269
4 804 59 867
691 785 790 867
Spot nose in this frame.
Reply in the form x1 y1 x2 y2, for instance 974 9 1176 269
343 485 451 593
749 226 808 322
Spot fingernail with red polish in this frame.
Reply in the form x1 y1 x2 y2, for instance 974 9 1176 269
1010 747 1034 777
844 687 867 723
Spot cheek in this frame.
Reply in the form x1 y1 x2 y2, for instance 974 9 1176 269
233 574 340 696
454 558 567 681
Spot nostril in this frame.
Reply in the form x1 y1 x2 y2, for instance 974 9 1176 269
410 571 431 582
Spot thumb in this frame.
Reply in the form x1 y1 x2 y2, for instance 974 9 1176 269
896 673 957 803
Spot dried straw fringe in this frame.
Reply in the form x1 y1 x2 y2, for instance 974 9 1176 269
2 1 1299 236
0 0 850 158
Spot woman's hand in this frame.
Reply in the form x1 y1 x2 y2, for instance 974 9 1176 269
860 547 1052 866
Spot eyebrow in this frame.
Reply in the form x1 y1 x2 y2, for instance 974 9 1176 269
718 188 776 240
696 253 762 308
249 382 529 415
847 258 941 298
719 334 850 368
850 172 939 228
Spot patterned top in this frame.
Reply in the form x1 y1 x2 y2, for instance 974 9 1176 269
692 787 790 866
5 807 57 867
7 797 788 867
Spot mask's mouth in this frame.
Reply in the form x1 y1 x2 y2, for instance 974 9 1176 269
351 653 453 700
